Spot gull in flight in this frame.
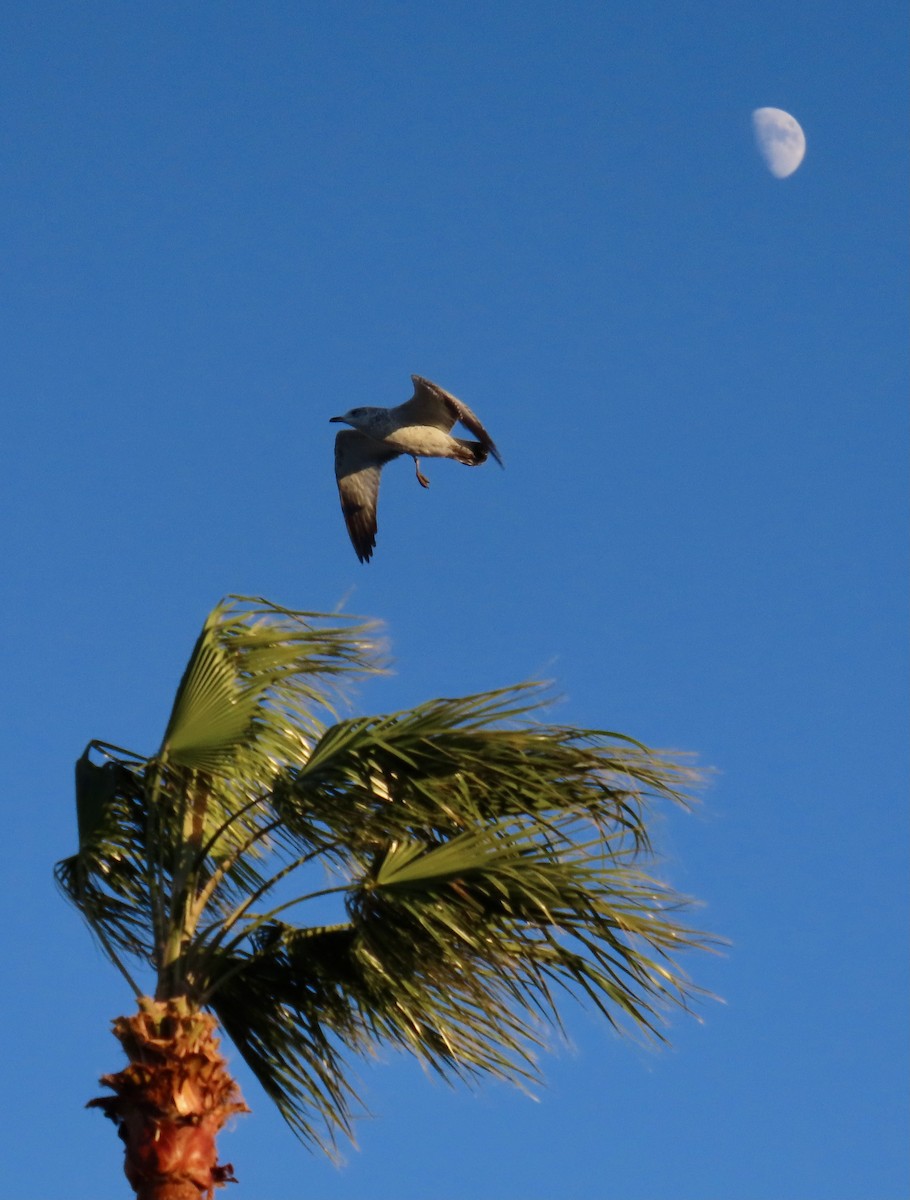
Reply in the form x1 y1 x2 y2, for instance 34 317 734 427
331 374 503 563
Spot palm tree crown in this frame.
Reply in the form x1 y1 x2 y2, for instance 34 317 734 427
58 596 714 1156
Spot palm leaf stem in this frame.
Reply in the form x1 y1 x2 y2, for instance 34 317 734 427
186 816 334 933
143 760 171 974
89 739 147 764
159 769 211 995
192 791 271 866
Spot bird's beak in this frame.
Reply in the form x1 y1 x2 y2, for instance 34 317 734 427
329 416 344 423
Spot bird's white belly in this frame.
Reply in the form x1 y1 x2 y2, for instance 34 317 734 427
385 425 455 457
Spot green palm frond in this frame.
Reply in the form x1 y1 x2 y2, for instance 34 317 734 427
57 598 380 992
58 595 719 1155
272 688 691 850
55 744 155 977
355 822 707 1040
209 925 363 1153
161 595 381 775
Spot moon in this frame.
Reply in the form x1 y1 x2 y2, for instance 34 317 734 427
752 107 806 178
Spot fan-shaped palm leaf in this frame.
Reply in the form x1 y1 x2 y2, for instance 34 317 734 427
58 595 718 1161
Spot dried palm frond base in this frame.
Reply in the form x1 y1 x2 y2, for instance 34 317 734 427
89 997 249 1200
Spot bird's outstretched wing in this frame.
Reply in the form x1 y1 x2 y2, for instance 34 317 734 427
396 375 503 467
334 430 401 563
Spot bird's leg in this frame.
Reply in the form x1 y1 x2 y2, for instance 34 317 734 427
413 457 431 488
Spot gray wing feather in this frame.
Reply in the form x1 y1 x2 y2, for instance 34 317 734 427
334 430 401 563
395 375 503 467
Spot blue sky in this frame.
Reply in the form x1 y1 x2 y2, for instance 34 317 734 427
1 3 907 1198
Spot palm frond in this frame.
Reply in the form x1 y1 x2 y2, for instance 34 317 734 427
352 822 711 1043
55 744 155 965
58 596 718 1156
57 599 383 987
272 688 696 864
207 924 364 1154
161 595 381 777
202 820 715 1149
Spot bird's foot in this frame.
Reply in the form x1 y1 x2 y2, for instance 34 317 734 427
414 460 431 489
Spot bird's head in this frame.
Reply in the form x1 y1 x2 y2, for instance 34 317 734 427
329 406 382 431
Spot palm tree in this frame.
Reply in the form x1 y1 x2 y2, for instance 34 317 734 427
57 596 714 1200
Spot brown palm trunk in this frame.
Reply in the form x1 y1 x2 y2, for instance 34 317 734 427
89 997 248 1199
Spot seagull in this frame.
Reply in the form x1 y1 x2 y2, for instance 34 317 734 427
330 374 503 563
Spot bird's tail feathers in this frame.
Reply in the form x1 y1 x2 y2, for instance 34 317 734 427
452 438 489 466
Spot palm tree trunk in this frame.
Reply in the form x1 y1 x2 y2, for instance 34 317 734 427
89 998 248 1199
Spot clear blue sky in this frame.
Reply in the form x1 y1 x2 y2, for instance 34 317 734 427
1 4 907 1198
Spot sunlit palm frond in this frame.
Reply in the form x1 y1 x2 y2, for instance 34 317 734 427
201 822 714 1148
58 598 382 989
58 595 718 1156
271 688 696 863
161 595 381 777
354 823 709 1041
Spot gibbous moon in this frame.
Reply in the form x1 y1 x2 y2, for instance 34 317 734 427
752 107 806 178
